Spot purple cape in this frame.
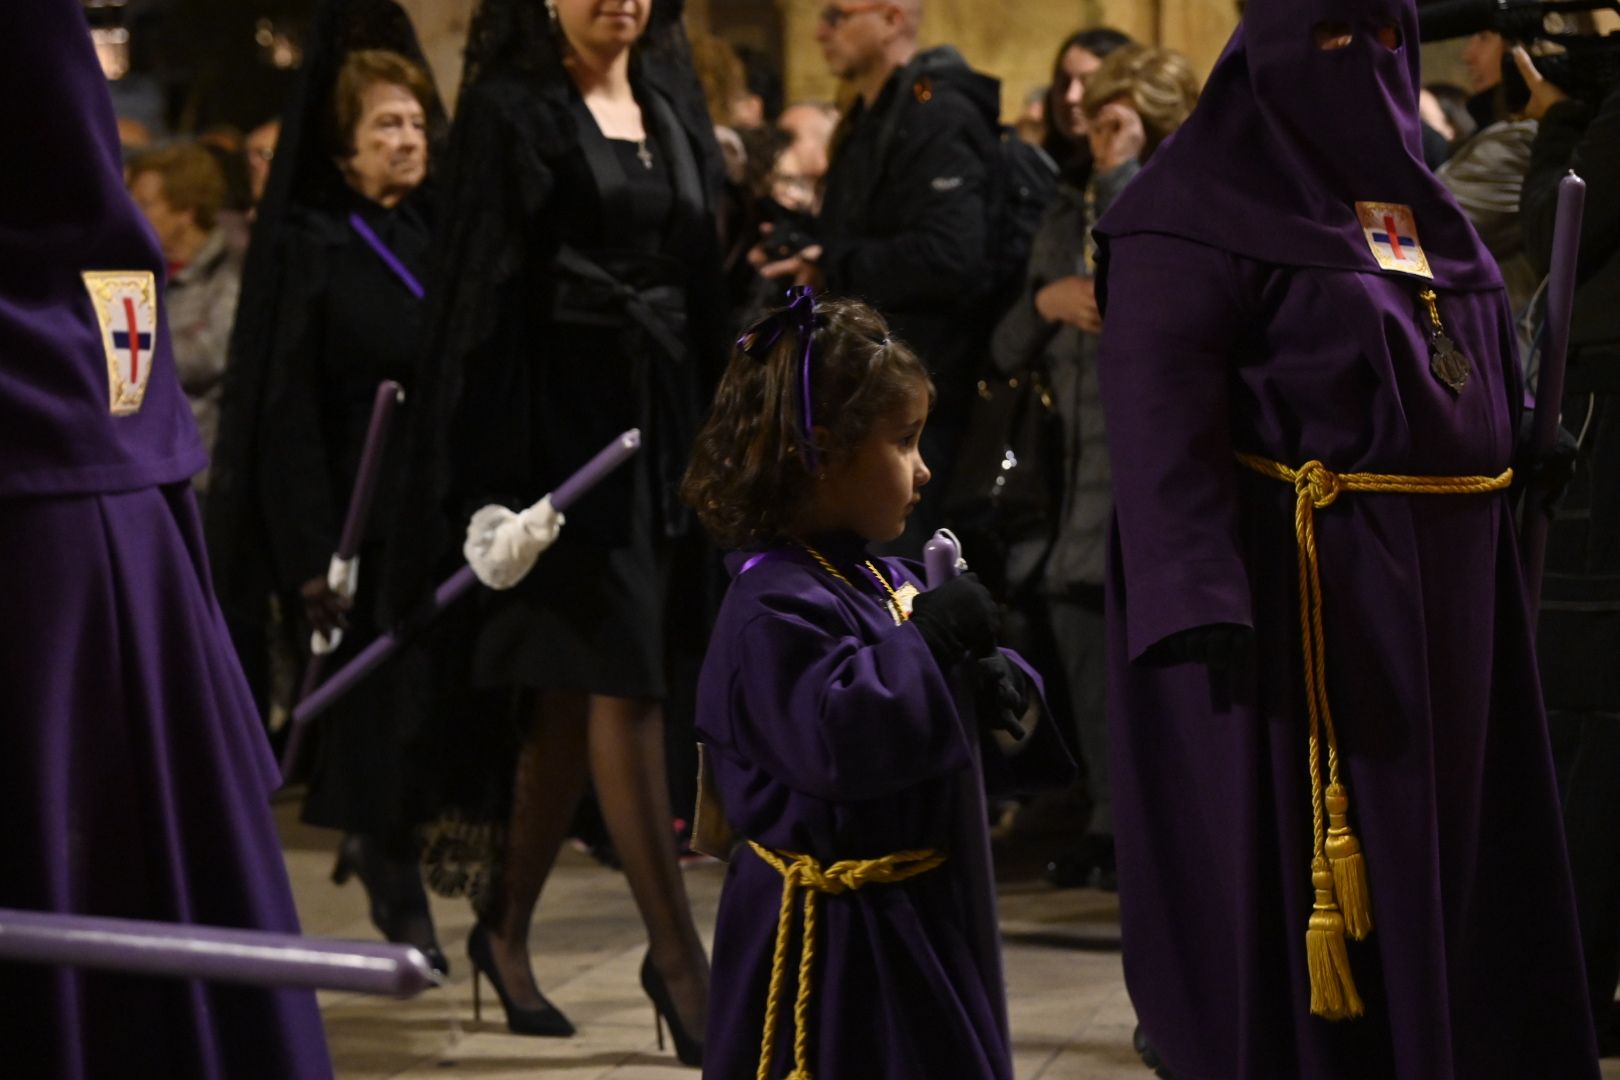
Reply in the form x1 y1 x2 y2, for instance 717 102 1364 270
0 2 329 1074
695 534 1071 1079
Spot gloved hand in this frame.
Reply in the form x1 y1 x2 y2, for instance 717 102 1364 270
909 572 1000 669
1153 623 1253 671
1514 417 1579 516
307 553 360 655
463 495 565 590
973 651 1029 740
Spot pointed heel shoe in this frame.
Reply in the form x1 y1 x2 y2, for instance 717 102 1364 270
640 954 703 1068
330 835 449 976
466 924 575 1037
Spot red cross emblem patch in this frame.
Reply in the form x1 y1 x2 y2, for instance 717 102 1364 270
81 270 158 416
1355 202 1433 279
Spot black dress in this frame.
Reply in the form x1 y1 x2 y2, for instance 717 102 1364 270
471 121 684 699
258 187 435 836
398 74 723 702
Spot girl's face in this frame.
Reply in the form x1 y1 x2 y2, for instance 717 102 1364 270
555 0 651 57
814 380 932 543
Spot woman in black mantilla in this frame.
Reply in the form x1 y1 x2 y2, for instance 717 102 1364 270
386 0 722 1060
207 0 450 973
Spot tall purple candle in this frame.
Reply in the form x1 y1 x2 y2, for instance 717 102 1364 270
921 528 1009 1042
0 908 438 998
336 380 405 560
289 379 406 731
283 428 644 771
1521 172 1587 616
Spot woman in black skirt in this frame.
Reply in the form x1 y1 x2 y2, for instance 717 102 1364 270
387 0 721 1063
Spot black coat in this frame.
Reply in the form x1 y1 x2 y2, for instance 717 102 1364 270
257 191 431 592
817 46 999 422
1524 83 1620 710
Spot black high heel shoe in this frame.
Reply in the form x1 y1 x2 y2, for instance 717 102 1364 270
466 924 575 1037
640 953 703 1068
331 834 449 977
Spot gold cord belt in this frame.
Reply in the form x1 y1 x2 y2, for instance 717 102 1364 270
1235 453 1512 1020
747 840 945 1079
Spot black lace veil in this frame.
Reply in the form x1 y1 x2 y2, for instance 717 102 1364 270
206 0 446 617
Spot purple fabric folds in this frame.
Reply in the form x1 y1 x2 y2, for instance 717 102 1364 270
0 485 332 1078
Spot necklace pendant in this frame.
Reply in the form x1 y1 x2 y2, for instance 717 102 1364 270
1429 330 1471 393
636 139 653 170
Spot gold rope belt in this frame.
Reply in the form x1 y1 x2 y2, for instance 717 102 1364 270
747 840 945 1079
1235 454 1512 1020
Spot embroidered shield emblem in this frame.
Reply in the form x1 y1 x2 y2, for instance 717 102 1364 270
81 270 158 416
1355 202 1433 280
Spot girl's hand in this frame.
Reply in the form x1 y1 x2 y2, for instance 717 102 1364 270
1035 275 1101 333
1087 100 1146 173
1512 46 1569 121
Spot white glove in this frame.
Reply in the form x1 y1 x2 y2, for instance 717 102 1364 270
464 495 565 590
310 553 360 657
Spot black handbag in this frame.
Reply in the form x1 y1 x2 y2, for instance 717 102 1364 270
943 367 1063 547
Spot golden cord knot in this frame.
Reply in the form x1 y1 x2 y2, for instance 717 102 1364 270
1294 460 1343 509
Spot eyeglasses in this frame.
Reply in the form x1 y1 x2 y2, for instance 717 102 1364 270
818 2 891 28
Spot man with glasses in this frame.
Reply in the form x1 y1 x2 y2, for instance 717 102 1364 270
754 0 1000 548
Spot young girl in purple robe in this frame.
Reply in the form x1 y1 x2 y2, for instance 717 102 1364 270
681 290 1073 1080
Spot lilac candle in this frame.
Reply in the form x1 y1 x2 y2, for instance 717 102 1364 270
1521 173 1587 616
0 908 438 997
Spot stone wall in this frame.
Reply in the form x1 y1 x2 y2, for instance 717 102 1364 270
393 1 1480 120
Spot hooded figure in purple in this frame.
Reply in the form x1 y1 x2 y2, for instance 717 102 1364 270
0 3 330 1076
1093 0 1598 1076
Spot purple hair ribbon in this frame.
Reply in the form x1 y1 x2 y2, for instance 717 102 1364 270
737 286 818 471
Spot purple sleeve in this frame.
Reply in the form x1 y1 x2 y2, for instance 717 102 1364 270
729 603 974 803
1097 233 1254 662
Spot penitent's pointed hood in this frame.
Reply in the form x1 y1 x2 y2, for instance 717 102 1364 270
1096 0 1501 291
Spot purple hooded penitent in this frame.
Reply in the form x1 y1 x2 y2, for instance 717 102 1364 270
0 2 330 1075
1094 0 1599 1076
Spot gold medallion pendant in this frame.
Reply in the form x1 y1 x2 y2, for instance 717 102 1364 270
1418 288 1471 393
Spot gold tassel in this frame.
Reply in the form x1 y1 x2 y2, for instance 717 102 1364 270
1323 784 1374 941
1306 860 1364 1020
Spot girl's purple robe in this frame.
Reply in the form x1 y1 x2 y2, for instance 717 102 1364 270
696 533 1072 1080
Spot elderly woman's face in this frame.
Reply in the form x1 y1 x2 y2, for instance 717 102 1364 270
342 80 427 205
555 0 652 56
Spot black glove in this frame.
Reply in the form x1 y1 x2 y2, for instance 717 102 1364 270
1514 415 1579 515
909 572 1000 669
1152 623 1253 671
973 651 1029 740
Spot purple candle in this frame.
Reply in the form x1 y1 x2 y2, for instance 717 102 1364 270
922 530 1009 1040
290 380 406 731
923 529 963 589
0 908 438 998
336 380 405 560
282 428 644 774
550 428 642 511
1521 173 1587 616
